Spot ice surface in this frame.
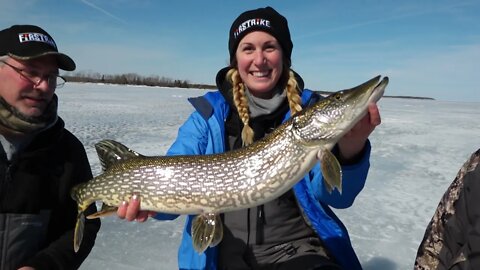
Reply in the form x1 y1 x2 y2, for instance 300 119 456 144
57 83 480 269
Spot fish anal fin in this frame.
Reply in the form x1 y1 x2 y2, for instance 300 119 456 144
191 213 222 253
318 147 343 194
86 204 118 219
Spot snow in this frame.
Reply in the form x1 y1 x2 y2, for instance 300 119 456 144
56 82 480 270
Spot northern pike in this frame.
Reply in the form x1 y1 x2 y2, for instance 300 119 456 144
71 75 388 253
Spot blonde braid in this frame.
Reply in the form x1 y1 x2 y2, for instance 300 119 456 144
227 68 254 146
285 70 303 116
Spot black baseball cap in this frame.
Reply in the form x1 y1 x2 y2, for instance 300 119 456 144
0 24 76 71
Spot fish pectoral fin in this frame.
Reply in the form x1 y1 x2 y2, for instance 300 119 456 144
74 211 85 253
86 204 118 219
191 213 223 253
318 147 343 194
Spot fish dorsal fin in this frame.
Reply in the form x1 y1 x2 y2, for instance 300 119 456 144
95 139 144 171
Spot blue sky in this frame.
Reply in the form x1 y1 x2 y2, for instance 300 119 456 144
1 0 479 102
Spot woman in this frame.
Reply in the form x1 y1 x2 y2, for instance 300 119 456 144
119 6 381 270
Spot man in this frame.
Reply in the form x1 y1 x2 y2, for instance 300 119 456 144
415 148 480 269
0 25 99 269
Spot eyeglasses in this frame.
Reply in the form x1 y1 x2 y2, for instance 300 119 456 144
1 60 66 88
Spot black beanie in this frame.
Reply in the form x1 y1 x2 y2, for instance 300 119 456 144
228 6 293 66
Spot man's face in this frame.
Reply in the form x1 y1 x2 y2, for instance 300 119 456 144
0 56 58 117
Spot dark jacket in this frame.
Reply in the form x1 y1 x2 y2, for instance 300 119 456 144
415 148 480 270
0 118 100 270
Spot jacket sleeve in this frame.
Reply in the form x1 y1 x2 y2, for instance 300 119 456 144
167 111 210 156
154 111 210 221
415 149 480 269
310 140 371 209
23 135 100 270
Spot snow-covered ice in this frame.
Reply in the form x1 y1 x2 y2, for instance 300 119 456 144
56 82 480 270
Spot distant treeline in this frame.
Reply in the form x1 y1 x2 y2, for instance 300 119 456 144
63 71 217 90
63 71 433 100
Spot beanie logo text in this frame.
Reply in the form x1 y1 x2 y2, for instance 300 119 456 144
233 19 271 39
18 32 57 49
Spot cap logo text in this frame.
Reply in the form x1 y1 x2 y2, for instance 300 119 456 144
18 32 57 49
233 18 271 39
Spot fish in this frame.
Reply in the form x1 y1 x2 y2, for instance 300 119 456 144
71 75 388 253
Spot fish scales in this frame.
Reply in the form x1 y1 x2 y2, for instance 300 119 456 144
76 125 314 215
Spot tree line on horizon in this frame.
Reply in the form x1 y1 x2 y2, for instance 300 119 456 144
63 70 337 95
63 71 217 90
62 71 433 100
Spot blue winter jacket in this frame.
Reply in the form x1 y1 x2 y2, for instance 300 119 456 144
155 89 370 270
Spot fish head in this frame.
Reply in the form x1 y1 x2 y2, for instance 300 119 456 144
291 75 388 146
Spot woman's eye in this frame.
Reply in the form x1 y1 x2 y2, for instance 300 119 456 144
265 46 276 52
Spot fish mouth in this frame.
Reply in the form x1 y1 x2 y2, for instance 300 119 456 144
369 76 389 104
347 75 389 106
334 75 388 126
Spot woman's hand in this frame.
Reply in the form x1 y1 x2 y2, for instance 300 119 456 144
117 195 157 222
337 103 381 163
